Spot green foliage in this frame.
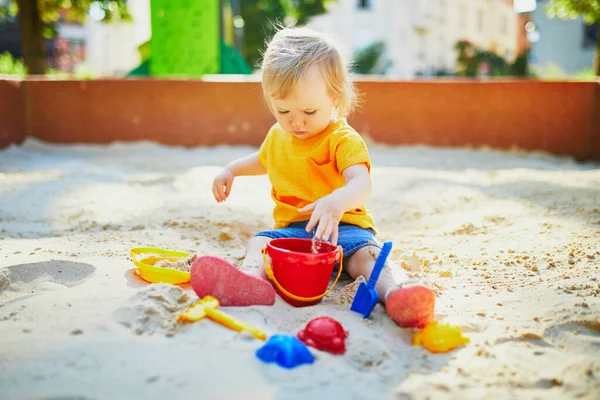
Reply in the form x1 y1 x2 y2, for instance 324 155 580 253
0 0 19 22
0 1 18 22
1 0 130 38
0 51 97 78
454 40 478 76
454 40 530 77
531 61 568 79
545 0 600 75
1 0 131 25
71 63 97 79
572 67 597 78
546 0 600 24
509 51 529 77
5 0 131 74
291 0 333 25
351 41 389 75
240 0 287 69
532 62 597 80
0 51 27 75
239 0 335 69
475 50 510 76
38 0 131 25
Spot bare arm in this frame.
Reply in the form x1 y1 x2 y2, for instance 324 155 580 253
327 164 372 213
225 151 267 177
298 163 372 244
213 151 267 203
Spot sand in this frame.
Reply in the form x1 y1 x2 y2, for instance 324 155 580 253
0 138 599 400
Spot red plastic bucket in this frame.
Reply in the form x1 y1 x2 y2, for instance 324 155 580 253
262 238 342 307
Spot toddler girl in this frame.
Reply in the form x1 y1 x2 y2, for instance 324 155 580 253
191 27 434 328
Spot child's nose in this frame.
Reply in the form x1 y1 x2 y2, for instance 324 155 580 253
290 116 304 129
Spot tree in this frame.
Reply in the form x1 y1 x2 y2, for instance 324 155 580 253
351 41 389 75
2 0 333 75
454 39 531 77
239 0 336 69
292 0 332 25
239 0 286 69
1 0 130 74
546 0 600 75
454 40 479 77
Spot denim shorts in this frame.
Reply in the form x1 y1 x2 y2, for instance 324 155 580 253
256 221 379 259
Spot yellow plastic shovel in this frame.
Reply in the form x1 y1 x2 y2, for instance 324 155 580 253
178 296 266 341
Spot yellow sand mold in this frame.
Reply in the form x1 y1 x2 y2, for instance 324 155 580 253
412 321 470 353
130 247 191 284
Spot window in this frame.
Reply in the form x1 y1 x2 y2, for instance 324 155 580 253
416 35 426 61
439 36 446 67
439 0 446 24
477 9 483 32
459 4 466 28
398 29 406 44
438 54 446 69
358 0 372 10
583 23 598 49
501 15 507 35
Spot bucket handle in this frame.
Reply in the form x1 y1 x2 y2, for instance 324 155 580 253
262 246 344 303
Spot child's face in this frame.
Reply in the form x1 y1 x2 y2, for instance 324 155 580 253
269 66 337 140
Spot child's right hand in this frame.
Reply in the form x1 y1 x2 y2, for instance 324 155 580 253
212 167 235 203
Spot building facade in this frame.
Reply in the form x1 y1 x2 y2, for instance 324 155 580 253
527 0 596 75
309 0 519 78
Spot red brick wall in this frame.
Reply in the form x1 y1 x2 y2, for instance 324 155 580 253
25 79 273 146
351 80 596 159
0 79 26 149
1 78 598 160
592 82 600 160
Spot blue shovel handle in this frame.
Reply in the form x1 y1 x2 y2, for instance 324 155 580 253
367 241 392 289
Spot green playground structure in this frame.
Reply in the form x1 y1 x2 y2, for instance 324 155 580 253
128 0 252 77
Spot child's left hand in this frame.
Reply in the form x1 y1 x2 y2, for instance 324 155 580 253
298 195 345 245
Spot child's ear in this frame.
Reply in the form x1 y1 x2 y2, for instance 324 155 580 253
331 107 339 119
331 100 339 115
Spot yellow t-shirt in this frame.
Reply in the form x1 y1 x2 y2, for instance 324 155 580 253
258 118 376 231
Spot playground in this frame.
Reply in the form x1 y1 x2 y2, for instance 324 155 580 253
0 136 599 399
1 0 599 399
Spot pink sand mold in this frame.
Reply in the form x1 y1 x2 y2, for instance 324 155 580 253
190 256 276 306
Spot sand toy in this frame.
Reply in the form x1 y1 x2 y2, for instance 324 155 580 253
263 238 342 307
297 316 349 355
130 247 192 284
351 241 392 318
256 334 314 369
412 321 470 353
178 295 266 341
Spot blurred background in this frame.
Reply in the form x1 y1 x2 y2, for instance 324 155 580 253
0 0 598 79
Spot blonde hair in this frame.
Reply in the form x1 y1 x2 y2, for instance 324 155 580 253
260 27 357 117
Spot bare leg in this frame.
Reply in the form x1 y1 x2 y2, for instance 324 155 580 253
345 245 435 328
345 245 411 303
239 236 272 280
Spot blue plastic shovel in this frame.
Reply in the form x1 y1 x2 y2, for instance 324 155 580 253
350 241 392 318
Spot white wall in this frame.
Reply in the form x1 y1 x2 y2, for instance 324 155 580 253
309 0 518 78
84 0 151 76
309 0 415 77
